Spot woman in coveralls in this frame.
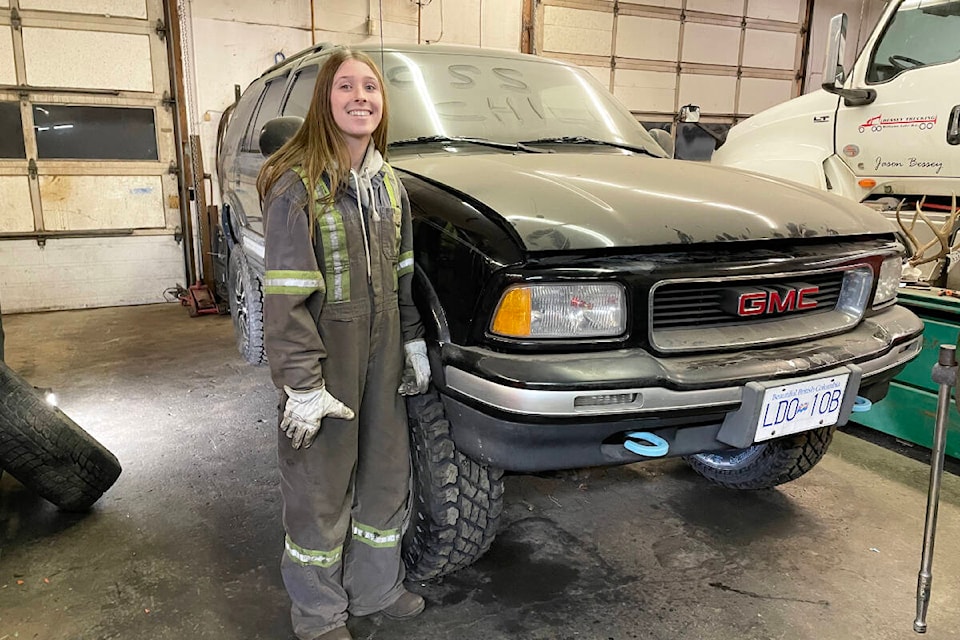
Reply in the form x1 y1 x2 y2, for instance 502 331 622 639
256 47 431 640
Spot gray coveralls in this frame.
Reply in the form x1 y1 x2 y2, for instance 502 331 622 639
262 145 422 640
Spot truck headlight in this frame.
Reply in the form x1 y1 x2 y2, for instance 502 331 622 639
873 256 902 307
491 283 626 338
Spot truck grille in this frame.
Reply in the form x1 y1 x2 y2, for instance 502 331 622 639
648 266 872 353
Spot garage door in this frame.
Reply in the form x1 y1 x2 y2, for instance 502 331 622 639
0 0 182 313
535 0 809 158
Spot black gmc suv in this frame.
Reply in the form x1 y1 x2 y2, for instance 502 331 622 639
214 43 923 580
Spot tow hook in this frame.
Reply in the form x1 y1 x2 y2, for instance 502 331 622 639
623 431 670 457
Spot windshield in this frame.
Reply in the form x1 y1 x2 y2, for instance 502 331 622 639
867 0 960 82
377 50 660 154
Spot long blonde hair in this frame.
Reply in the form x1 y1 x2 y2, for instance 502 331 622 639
256 47 390 235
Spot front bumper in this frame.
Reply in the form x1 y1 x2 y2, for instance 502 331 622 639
439 305 923 471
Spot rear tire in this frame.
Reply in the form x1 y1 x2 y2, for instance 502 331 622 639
403 388 504 580
228 248 266 366
0 361 122 511
685 426 835 490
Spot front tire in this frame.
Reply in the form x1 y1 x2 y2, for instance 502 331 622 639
685 426 835 490
403 388 504 580
228 248 266 365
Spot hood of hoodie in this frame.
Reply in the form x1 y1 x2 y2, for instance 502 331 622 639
348 143 385 210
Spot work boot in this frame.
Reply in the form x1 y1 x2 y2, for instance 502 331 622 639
380 590 425 620
312 626 352 640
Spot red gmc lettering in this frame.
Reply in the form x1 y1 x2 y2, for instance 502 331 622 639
737 292 768 316
796 286 818 310
768 290 797 313
737 286 819 316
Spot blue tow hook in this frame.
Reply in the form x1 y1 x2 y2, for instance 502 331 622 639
623 431 670 458
852 396 873 413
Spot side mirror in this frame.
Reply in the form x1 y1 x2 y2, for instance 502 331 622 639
821 13 876 106
259 116 304 157
648 128 675 159
678 104 700 124
822 13 847 92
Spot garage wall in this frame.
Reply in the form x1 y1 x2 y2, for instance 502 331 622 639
185 0 523 204
0 0 184 313
805 0 887 92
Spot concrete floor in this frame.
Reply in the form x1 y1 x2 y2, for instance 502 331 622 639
1 303 959 640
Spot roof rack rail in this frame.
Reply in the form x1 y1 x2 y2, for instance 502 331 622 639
260 41 333 77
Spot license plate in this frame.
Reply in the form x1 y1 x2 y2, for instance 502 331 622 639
754 373 850 442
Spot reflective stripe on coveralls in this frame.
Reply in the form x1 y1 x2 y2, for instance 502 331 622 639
292 165 405 302
285 535 343 567
264 270 325 296
292 166 350 303
352 521 401 548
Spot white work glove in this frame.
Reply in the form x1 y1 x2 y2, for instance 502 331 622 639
398 339 431 396
281 384 355 449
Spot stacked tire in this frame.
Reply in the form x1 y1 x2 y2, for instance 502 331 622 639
0 355 122 511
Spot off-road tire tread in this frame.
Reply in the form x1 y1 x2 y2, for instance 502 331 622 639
403 388 504 580
229 249 266 366
685 426 835 490
0 361 122 511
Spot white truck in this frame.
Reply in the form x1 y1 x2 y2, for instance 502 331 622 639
712 0 960 280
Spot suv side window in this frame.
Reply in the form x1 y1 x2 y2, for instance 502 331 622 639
866 0 960 83
283 65 319 118
241 74 289 152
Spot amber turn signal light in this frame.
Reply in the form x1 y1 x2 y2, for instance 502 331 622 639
491 287 532 337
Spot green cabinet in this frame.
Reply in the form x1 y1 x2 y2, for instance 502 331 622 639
853 289 960 459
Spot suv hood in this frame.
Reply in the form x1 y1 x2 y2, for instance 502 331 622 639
394 153 894 251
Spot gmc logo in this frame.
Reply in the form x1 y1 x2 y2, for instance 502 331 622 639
723 285 819 317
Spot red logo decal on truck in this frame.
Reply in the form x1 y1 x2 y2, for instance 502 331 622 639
736 287 819 316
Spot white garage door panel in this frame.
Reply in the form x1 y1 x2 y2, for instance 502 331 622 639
679 74 737 114
616 16 679 62
0 177 33 233
739 77 794 114
1 27 14 85
22 28 153 91
743 29 796 69
539 0 807 134
582 66 611 89
681 23 740 65
686 0 743 16
747 0 802 23
19 0 146 19
614 69 676 113
543 6 613 56
40 175 165 231
0 236 183 312
621 0 680 8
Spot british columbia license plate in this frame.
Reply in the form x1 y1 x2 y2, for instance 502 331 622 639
754 373 850 442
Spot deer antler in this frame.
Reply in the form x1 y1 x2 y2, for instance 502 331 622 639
897 195 960 267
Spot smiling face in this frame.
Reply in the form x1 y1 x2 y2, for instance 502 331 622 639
329 58 383 146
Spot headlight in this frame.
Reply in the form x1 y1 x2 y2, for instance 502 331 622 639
490 283 626 338
873 257 902 307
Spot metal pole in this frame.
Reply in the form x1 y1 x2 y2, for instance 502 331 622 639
914 344 956 633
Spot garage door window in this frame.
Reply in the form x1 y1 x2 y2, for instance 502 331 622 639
33 104 158 160
0 102 26 158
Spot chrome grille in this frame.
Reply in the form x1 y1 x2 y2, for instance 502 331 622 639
648 266 873 353
652 272 843 330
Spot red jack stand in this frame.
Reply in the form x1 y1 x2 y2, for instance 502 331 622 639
179 282 220 317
